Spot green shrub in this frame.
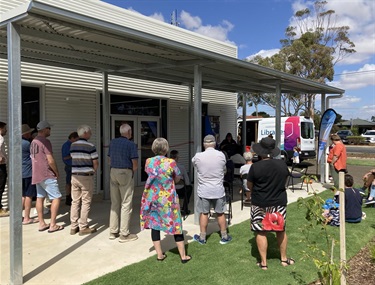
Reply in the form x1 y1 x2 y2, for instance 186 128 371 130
347 136 366 145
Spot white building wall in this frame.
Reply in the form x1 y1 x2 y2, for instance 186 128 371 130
0 0 238 200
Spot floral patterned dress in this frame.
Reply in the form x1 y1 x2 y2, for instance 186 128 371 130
140 156 182 235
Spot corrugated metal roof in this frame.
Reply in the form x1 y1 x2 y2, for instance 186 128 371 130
0 0 345 95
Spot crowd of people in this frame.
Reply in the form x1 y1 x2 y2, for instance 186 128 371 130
0 120 373 269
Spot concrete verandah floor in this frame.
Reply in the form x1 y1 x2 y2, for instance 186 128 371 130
0 179 326 285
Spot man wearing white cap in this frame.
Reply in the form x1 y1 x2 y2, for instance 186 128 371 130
21 124 38 224
30 120 64 233
192 134 232 245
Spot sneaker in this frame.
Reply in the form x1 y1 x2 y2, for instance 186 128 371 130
0 208 9 217
79 227 97 236
220 235 233 245
193 234 206 245
365 199 375 205
119 233 138 243
70 227 79 235
109 233 120 240
359 189 367 197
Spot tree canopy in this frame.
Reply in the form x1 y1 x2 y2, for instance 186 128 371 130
241 1 355 117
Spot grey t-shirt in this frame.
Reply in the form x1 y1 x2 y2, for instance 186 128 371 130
192 147 226 199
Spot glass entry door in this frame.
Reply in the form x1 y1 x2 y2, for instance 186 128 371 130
111 115 159 186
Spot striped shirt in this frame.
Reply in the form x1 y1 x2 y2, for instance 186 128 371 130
70 138 98 174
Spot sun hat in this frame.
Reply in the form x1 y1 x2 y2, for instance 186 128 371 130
21 124 34 135
203 134 216 143
252 137 280 158
36 120 52 131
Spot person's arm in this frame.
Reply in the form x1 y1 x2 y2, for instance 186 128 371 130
132 158 138 171
46 154 59 178
93 159 99 172
247 181 253 192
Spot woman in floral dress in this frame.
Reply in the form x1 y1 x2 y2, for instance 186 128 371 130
140 138 191 263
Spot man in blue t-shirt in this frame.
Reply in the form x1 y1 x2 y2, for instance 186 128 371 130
61 131 79 205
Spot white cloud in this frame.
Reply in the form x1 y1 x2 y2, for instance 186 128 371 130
179 10 235 44
330 64 375 90
245 49 280 61
149 12 165 22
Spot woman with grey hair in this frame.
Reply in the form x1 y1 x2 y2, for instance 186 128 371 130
140 138 191 263
239 152 253 202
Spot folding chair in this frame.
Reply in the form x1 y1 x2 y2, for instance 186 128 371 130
175 180 191 220
286 162 310 192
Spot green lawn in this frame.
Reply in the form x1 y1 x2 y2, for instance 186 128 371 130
85 191 375 285
347 158 375 167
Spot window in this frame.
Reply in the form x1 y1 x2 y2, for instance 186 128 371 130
301 122 314 139
22 86 40 129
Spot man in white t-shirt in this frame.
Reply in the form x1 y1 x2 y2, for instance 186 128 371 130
192 134 232 245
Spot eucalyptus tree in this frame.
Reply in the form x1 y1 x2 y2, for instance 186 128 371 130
243 1 356 118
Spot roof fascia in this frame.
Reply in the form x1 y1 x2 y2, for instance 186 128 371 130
0 2 31 29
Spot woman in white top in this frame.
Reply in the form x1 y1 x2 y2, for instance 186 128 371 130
239 152 253 202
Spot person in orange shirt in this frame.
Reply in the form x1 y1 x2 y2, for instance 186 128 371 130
327 134 347 190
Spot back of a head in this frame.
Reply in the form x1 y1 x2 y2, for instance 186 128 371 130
77 125 91 137
345 173 354 187
203 134 216 149
120 124 131 135
243 151 253 161
331 134 341 141
170 150 178 159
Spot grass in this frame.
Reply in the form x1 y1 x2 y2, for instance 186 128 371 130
347 158 375 166
85 191 375 285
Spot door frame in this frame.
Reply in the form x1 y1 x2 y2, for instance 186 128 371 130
110 115 160 186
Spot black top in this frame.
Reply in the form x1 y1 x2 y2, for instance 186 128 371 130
247 159 289 207
344 187 362 220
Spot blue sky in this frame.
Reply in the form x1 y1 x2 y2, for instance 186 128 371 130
103 0 375 122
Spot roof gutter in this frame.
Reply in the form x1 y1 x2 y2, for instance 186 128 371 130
0 1 32 29
326 93 344 109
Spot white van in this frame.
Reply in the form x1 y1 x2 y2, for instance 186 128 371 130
238 116 316 162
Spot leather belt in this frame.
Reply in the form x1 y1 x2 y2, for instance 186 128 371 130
72 173 94 176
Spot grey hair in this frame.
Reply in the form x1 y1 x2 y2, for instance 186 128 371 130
77 125 91 137
120 124 131 135
243 151 253 161
203 141 216 149
152 137 169 155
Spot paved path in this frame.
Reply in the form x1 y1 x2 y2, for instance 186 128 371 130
1 180 327 285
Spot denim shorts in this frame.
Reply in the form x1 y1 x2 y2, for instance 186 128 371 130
36 178 62 200
197 196 226 214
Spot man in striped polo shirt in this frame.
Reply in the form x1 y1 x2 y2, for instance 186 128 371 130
70 125 99 236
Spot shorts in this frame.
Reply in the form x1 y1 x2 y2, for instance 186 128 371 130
22 177 37 197
65 165 72 184
197 196 226 214
250 205 287 232
36 178 62 200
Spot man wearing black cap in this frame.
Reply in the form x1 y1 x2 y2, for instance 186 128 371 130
30 120 64 233
192 134 232 245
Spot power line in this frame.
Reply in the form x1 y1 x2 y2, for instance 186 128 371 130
334 69 375 77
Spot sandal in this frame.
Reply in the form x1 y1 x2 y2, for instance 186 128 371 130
281 258 295 267
181 255 192 264
257 262 268 270
157 253 167 261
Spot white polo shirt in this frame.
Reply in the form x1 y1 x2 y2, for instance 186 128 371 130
192 147 226 199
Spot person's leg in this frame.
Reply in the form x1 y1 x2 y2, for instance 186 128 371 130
151 229 164 259
0 164 7 211
256 232 268 269
119 169 135 237
79 176 94 230
277 231 288 261
44 178 62 230
36 197 48 229
109 169 121 235
330 165 339 189
23 196 34 222
65 165 72 205
70 175 81 230
199 213 209 234
175 234 191 262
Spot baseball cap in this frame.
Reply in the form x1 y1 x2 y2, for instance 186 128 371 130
203 134 216 143
36 120 52 131
21 124 34 135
